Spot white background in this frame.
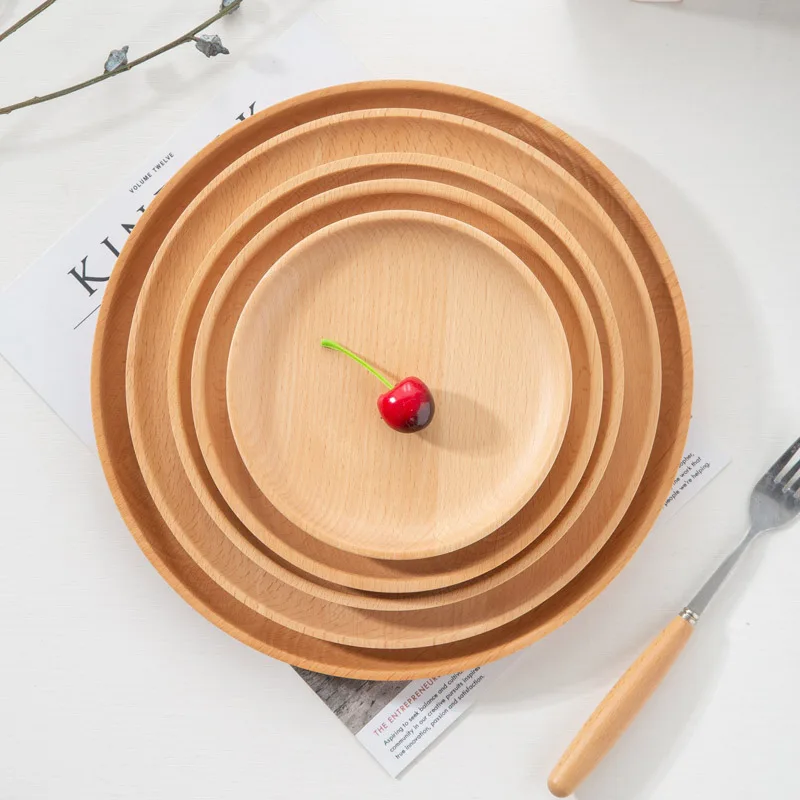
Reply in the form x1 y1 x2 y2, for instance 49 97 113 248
1 1 799 798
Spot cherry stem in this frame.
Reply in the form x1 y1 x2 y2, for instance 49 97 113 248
320 339 394 389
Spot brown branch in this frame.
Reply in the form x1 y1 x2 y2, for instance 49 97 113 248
0 0 241 116
0 0 59 45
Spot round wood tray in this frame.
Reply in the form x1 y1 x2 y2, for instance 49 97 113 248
93 81 692 677
226 209 572 560
177 154 622 607
125 105 660 649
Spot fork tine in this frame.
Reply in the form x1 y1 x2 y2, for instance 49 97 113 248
779 457 800 487
766 436 800 480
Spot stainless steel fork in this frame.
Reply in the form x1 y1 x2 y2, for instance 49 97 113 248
548 436 800 797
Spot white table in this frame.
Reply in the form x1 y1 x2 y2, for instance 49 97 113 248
1 1 799 798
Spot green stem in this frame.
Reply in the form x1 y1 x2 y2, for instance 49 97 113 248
321 339 394 389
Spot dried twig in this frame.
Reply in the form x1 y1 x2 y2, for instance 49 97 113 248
0 0 59 46
0 0 241 116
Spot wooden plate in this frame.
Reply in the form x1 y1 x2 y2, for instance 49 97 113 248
226 210 572 560
179 155 614 600
93 82 691 676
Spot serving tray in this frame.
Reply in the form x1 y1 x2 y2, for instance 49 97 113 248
93 81 691 677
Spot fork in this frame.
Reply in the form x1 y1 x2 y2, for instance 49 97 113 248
548 436 800 797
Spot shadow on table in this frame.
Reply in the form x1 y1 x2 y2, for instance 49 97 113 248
479 133 771 800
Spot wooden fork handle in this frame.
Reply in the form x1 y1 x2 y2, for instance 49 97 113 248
547 615 695 797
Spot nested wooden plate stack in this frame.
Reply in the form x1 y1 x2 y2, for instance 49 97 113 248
92 81 692 679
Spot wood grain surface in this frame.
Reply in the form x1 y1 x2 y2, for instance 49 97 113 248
226 210 572 560
92 81 691 678
176 156 613 602
547 615 694 797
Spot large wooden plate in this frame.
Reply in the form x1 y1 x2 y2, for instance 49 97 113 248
127 110 658 646
178 154 615 600
93 82 691 677
226 210 572 560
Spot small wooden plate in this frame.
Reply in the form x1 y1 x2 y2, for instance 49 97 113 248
225 210 572 560
179 157 612 600
93 82 691 676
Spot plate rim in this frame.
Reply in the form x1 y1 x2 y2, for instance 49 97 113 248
92 80 691 678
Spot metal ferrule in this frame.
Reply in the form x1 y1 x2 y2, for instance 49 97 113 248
679 607 700 625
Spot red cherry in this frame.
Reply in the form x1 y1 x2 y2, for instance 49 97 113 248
321 340 435 434
377 377 435 433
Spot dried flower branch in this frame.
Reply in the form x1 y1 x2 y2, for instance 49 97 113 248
104 46 129 74
0 0 241 116
193 34 230 58
0 0 59 46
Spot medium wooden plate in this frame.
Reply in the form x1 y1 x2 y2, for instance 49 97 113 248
128 112 658 646
226 210 572 560
93 82 691 677
178 155 614 601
